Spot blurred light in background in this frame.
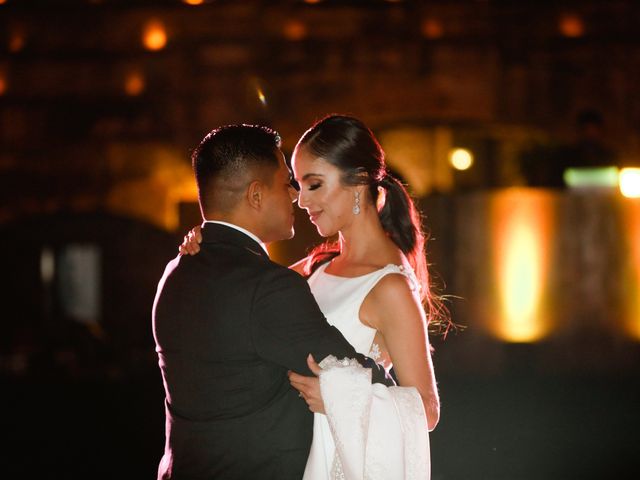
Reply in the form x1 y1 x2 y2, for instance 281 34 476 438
421 18 444 39
9 29 26 53
559 14 585 38
379 126 454 196
183 0 204 5
564 166 619 188
623 199 640 340
619 168 640 198
124 70 145 96
257 87 267 106
303 0 322 4
105 144 198 230
40 247 55 285
249 77 268 107
0 71 7 96
143 19 168 51
449 148 474 171
283 20 307 41
0 0 8 5
491 190 554 342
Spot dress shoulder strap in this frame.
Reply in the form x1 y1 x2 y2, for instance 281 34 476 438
347 264 421 314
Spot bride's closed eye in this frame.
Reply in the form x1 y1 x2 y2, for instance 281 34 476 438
309 183 322 191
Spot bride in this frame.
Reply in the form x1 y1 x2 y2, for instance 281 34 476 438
182 115 445 479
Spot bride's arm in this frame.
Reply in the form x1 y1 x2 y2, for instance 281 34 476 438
360 274 440 431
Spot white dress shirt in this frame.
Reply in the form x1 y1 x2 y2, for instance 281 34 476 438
203 220 269 256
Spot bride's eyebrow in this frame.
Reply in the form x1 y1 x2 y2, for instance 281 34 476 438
301 173 324 181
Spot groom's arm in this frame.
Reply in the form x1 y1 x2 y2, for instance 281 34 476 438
250 267 394 386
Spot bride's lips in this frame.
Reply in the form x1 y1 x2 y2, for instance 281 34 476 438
308 211 322 223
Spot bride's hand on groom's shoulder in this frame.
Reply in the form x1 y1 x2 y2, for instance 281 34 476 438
288 354 325 414
178 225 202 255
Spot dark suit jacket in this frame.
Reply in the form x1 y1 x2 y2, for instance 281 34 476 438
153 223 390 480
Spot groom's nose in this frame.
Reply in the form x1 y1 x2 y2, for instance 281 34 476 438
288 185 298 203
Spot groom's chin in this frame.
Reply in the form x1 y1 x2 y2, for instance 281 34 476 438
286 226 296 240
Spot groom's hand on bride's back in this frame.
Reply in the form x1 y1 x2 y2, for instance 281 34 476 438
288 354 326 414
179 225 202 255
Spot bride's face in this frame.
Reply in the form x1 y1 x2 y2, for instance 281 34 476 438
292 145 356 238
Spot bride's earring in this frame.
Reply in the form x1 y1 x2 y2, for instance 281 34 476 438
376 186 386 212
353 191 361 215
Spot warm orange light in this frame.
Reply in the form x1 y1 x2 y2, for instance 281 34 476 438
623 199 640 340
0 0 8 5
0 73 6 96
124 71 145 96
143 19 168 51
9 30 25 52
559 14 585 38
283 20 307 41
491 189 554 342
421 19 444 39
257 87 266 106
303 0 322 4
183 0 204 5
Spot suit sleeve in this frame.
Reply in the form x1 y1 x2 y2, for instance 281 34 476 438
250 268 393 386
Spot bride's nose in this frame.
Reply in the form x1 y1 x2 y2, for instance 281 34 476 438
297 190 308 209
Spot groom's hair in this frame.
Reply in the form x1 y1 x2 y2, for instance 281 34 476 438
192 124 282 214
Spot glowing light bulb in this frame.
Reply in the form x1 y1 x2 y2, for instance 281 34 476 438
449 148 473 171
421 19 443 39
257 87 266 106
125 71 145 96
143 19 167 51
9 30 26 52
620 168 640 198
559 14 584 38
283 20 307 41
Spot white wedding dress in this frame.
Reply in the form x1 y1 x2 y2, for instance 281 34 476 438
303 262 431 480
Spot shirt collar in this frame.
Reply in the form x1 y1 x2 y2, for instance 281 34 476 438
203 220 269 256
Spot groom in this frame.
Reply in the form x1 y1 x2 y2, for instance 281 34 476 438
152 124 392 480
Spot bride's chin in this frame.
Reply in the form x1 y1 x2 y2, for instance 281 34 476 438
315 225 335 238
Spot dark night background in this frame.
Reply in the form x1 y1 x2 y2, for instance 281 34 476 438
1 1 639 478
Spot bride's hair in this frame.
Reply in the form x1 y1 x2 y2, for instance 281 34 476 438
297 114 447 330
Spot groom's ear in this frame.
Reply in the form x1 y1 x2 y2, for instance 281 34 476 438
246 180 263 210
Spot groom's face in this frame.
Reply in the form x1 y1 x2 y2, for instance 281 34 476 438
260 150 298 243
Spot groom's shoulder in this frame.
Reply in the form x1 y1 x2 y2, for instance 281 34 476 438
254 260 314 297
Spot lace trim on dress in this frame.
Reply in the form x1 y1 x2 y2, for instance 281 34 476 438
368 342 381 361
384 264 421 296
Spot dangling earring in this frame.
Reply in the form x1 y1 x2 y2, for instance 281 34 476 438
376 186 386 212
353 191 361 215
